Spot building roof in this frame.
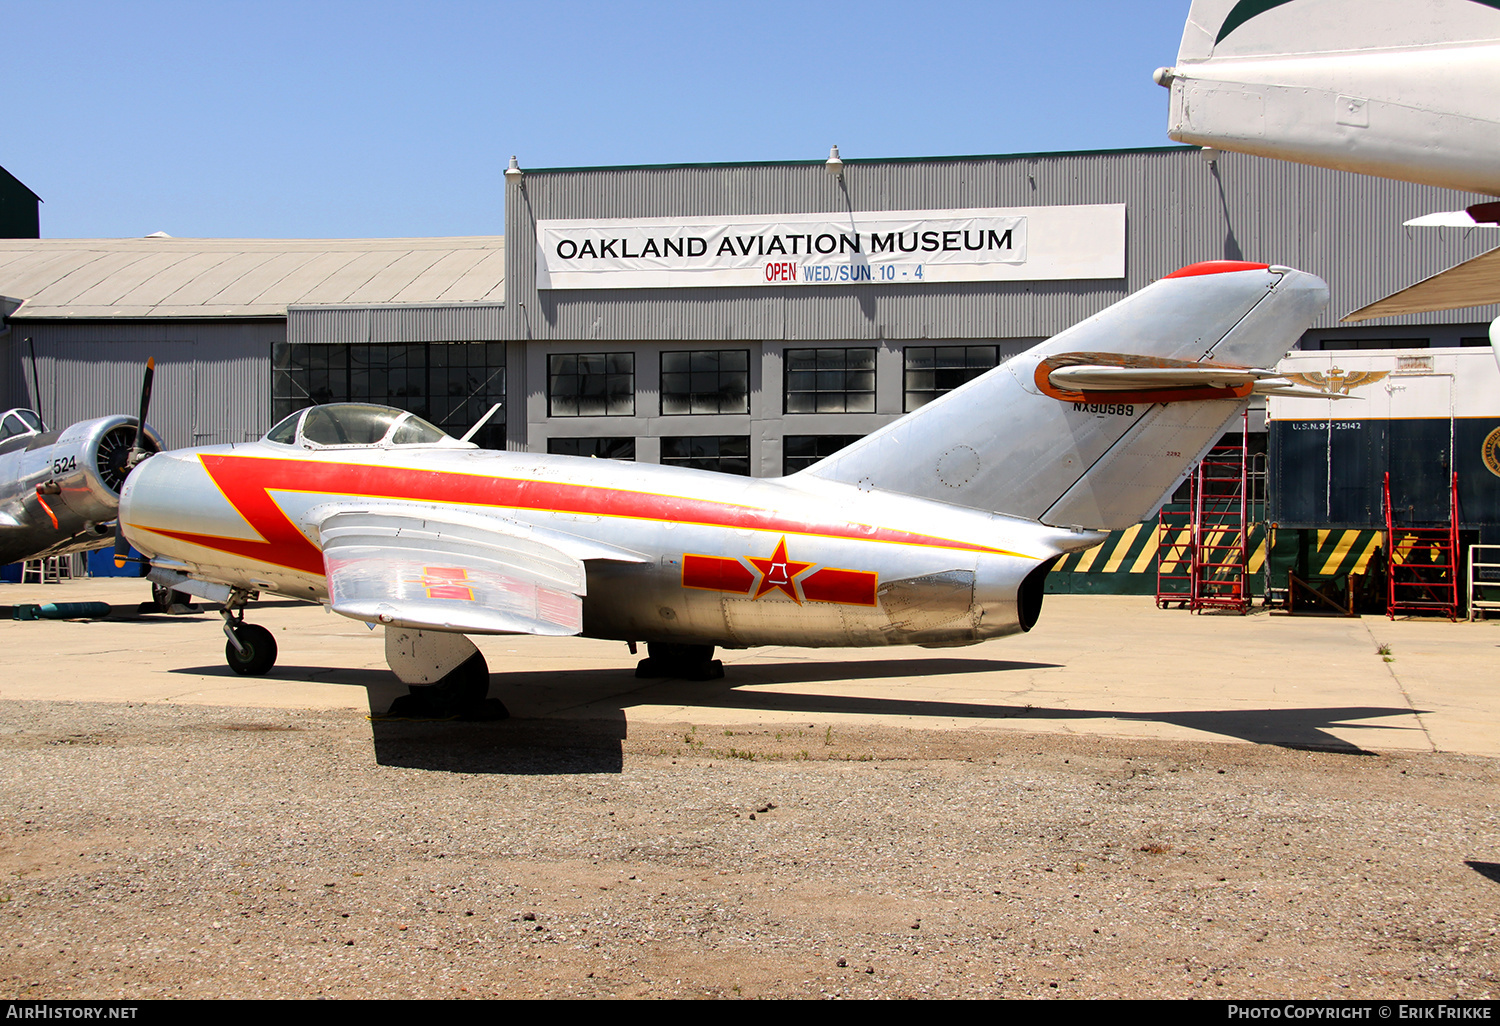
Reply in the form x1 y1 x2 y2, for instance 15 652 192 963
524 144 1197 175
0 235 504 319
0 166 42 204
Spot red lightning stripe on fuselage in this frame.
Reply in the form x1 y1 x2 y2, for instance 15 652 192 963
146 453 1023 576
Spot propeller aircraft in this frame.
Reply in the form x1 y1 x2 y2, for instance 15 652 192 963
0 361 163 568
117 262 1330 718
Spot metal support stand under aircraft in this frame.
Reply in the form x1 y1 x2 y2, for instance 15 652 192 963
635 643 725 681
382 627 506 720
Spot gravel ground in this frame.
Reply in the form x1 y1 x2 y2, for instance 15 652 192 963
2 698 1499 1000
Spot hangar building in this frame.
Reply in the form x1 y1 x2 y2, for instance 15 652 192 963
3 146 1497 591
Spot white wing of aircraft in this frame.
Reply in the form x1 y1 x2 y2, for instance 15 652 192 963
1156 0 1500 325
1344 202 1500 321
118 262 1328 719
1156 0 1500 196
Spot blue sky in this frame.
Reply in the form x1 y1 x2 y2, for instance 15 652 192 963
4 1 1192 239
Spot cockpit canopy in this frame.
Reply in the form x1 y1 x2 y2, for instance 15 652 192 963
264 404 472 450
0 408 44 443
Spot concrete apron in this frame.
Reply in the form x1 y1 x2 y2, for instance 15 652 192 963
2 578 1497 757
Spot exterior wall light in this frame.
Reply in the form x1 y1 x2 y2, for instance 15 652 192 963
505 155 523 183
825 145 844 179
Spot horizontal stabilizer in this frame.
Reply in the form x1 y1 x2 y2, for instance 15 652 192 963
1048 364 1276 391
1251 380 1356 400
1048 364 1351 400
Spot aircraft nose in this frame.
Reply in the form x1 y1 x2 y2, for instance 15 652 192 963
117 450 194 552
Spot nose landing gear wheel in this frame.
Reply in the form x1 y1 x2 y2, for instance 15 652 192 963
225 623 277 676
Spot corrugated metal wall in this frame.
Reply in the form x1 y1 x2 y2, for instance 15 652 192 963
502 146 1500 343
288 304 505 344
7 319 279 447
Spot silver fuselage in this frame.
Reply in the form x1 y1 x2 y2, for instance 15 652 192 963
120 441 1104 649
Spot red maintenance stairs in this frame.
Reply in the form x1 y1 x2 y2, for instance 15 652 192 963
1156 418 1254 614
1383 471 1461 620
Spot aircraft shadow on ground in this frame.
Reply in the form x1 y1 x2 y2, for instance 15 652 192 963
170 664 393 685
368 715 631 776
1464 861 1500 885
623 683 1414 755
168 658 1420 771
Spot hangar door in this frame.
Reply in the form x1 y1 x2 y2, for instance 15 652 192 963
29 341 199 450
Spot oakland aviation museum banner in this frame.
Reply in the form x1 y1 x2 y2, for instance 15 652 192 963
535 205 1125 289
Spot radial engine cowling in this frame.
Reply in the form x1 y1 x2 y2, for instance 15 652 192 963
41 416 164 520
1 414 164 558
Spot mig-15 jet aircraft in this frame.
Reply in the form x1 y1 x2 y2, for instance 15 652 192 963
117 262 1329 717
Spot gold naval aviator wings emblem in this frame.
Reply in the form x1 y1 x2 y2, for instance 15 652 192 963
1282 368 1390 395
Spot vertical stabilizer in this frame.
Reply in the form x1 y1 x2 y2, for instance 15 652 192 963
800 263 1327 530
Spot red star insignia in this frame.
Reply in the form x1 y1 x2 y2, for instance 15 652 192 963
747 536 814 602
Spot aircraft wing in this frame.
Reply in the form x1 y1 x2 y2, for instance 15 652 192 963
311 506 612 636
1343 245 1500 322
1157 0 1500 196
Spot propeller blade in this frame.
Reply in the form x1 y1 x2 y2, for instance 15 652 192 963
127 358 155 470
116 358 155 570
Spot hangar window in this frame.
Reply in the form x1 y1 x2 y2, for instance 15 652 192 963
784 348 876 414
903 345 999 411
547 437 637 461
782 434 865 475
660 349 749 415
549 353 635 417
661 435 750 476
271 342 506 449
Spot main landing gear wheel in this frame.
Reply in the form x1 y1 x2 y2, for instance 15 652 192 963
151 583 194 614
225 623 277 676
387 652 507 721
635 643 725 681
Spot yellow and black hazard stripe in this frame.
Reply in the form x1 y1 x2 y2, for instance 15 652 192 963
1299 529 1384 576
1048 523 1386 595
